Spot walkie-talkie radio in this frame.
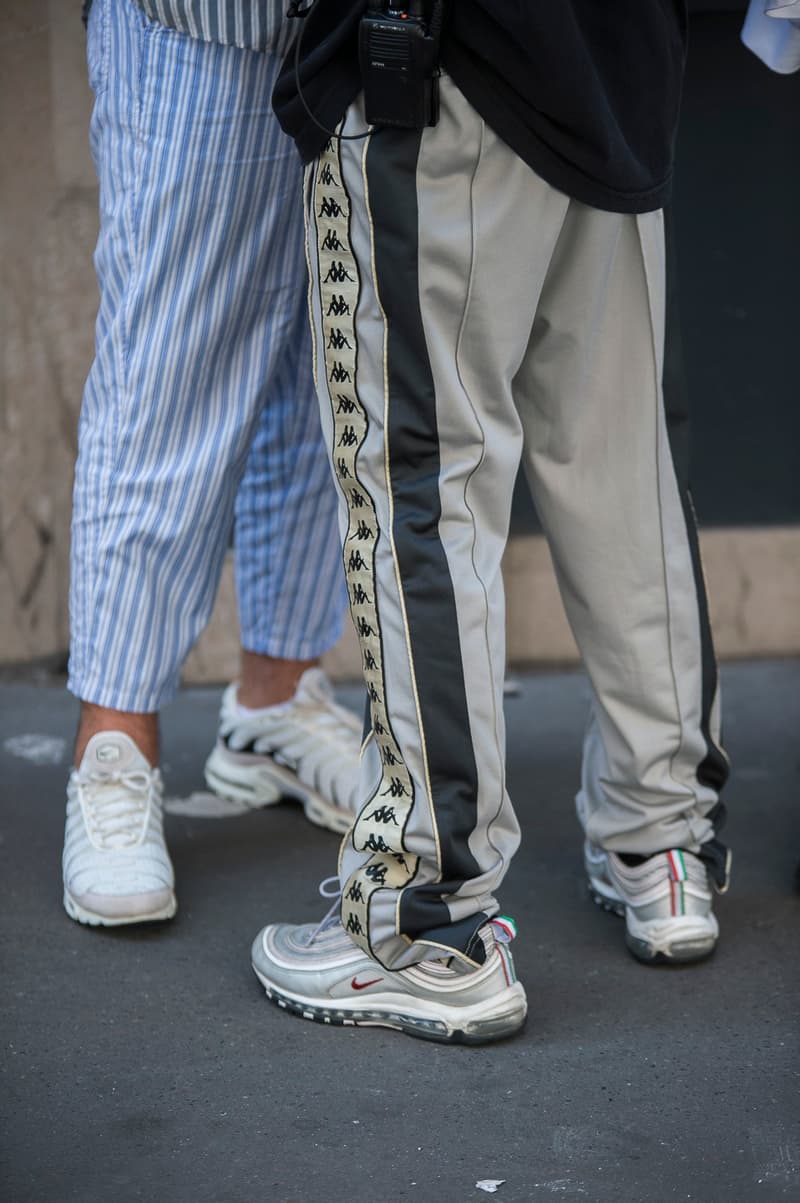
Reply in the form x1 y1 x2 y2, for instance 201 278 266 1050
359 2 442 129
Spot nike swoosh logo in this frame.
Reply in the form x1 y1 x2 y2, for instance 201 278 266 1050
350 975 383 991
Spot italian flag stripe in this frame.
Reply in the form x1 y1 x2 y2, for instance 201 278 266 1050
492 916 517 943
497 944 516 986
670 880 686 916
667 849 687 882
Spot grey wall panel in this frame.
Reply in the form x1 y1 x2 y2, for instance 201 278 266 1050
512 11 800 534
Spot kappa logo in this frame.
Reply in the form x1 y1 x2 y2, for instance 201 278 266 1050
350 974 383 991
322 229 346 253
318 196 343 220
365 804 399 825
330 362 353 386
352 520 374 541
362 833 393 854
328 327 352 351
324 260 355 285
327 294 350 317
382 777 408 798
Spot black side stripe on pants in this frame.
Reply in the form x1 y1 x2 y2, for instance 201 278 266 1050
662 209 730 881
364 127 487 947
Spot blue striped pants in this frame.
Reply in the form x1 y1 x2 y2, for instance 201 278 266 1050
68 0 346 712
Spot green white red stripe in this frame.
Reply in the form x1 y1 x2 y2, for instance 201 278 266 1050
491 917 518 984
667 850 687 916
496 943 516 986
491 916 517 944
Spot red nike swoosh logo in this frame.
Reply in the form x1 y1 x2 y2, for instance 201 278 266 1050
351 975 383 991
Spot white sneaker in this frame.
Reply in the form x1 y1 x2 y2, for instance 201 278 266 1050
585 841 719 963
62 732 176 926
251 913 527 1045
204 668 361 834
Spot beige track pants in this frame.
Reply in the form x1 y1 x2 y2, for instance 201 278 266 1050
305 76 728 970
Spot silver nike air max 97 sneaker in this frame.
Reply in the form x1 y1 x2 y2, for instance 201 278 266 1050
251 911 527 1045
585 841 721 964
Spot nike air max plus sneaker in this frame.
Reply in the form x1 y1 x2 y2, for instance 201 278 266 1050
584 841 718 964
204 668 360 834
251 915 527 1045
63 732 176 926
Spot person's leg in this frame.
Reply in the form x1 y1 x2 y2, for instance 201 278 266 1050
232 276 348 689
513 199 729 959
65 0 348 925
252 79 575 1041
308 89 568 974
201 288 359 828
233 388 344 705
198 270 358 829
236 652 318 710
70 5 311 731
72 333 342 752
230 154 347 714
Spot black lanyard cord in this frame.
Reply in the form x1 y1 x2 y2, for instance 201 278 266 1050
288 0 375 143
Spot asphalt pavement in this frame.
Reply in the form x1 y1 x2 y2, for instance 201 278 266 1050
2 660 798 1203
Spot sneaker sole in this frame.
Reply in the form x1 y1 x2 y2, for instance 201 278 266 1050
204 745 353 836
624 913 718 965
63 888 177 927
252 964 527 1045
587 876 717 964
587 875 625 918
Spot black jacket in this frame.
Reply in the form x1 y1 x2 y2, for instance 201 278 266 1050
273 0 688 214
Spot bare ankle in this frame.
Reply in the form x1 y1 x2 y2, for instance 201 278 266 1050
237 650 320 709
75 703 160 768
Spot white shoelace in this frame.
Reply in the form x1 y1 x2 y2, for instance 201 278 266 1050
77 770 153 849
307 875 343 942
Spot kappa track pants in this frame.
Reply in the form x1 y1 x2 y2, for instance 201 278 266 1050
305 77 729 971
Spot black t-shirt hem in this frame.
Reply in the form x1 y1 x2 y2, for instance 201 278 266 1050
448 71 673 214
281 84 672 216
272 0 684 216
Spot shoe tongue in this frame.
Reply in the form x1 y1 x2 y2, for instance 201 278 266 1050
81 732 152 774
294 667 332 704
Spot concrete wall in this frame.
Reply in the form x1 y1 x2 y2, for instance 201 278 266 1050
187 528 800 684
1 5 798 687
1 3 98 665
